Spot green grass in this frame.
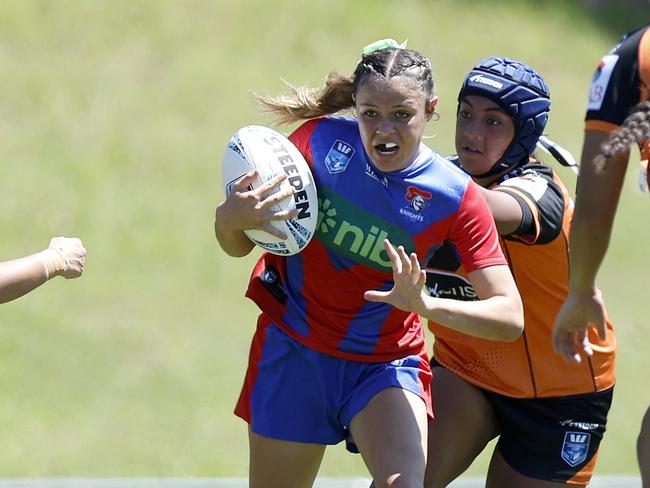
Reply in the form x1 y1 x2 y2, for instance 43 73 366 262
0 0 647 478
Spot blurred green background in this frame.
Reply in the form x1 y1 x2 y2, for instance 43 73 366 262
0 0 648 479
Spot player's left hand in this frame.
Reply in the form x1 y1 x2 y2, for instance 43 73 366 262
552 290 607 364
364 239 426 313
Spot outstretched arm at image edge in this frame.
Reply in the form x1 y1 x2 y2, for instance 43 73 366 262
0 237 86 304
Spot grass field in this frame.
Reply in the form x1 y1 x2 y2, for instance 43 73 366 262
0 0 648 479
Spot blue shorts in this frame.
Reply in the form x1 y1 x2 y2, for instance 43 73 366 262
236 316 432 451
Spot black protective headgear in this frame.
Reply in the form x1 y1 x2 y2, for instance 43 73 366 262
458 56 551 178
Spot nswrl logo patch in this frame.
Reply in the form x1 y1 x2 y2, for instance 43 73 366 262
325 140 354 174
561 431 591 467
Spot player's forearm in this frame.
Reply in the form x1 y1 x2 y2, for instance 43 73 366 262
0 254 49 304
416 294 523 342
566 215 611 295
568 134 628 293
214 204 255 257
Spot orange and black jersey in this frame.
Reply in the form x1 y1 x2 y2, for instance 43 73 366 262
426 160 616 398
586 23 650 133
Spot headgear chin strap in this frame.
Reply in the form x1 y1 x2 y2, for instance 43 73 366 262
458 56 551 178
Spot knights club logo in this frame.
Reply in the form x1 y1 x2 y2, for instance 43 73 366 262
405 185 432 212
324 140 355 174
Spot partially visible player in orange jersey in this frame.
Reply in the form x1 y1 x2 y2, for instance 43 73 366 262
552 23 650 487
423 57 616 487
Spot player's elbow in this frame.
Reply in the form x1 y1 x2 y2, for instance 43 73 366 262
217 240 255 258
495 296 524 342
500 319 524 342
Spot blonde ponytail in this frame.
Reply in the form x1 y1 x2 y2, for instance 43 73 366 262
257 73 354 125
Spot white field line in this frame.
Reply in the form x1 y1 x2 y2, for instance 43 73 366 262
0 476 641 488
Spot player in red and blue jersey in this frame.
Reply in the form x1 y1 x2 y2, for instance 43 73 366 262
215 40 523 488
245 115 511 362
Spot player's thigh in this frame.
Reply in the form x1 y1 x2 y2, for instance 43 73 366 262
249 429 326 488
425 366 499 488
487 449 571 488
350 387 428 488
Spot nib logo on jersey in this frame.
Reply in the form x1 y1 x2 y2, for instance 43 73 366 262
316 187 412 271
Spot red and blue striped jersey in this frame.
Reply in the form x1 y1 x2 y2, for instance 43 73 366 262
246 116 506 362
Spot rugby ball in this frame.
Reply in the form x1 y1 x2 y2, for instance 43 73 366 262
222 125 318 255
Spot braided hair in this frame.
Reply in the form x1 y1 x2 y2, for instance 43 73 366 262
600 101 650 158
258 47 435 125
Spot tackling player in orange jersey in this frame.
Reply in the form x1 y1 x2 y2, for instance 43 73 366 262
423 57 616 487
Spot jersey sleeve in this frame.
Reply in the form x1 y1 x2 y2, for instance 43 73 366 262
448 180 507 273
493 168 564 245
585 25 650 132
288 119 323 169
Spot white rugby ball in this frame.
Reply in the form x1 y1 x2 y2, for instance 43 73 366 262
222 125 318 256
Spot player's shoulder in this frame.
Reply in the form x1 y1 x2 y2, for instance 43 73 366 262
611 22 650 53
302 116 360 142
585 25 648 127
292 116 359 148
438 154 473 180
500 162 554 183
496 163 557 200
435 154 483 192
416 152 472 193
316 115 357 131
